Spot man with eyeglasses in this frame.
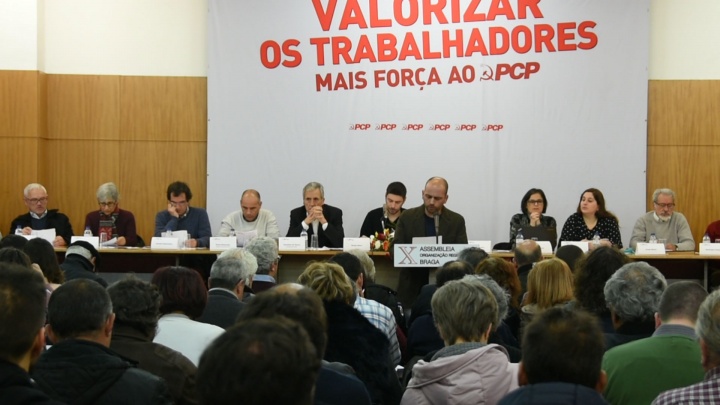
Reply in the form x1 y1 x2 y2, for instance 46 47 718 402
10 183 73 247
629 188 695 251
154 181 212 248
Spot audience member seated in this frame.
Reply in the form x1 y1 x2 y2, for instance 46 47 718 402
603 281 706 405
217 189 280 240
0 263 61 404
520 258 574 331
0 247 33 268
629 188 695 252
470 274 521 362
559 188 623 248
60 240 106 287
654 289 720 404
0 234 29 249
198 317 320 405
23 238 64 291
298 262 402 405
409 260 473 327
402 277 518 404
236 284 372 405
457 246 490 269
510 188 558 249
243 236 279 293
514 240 542 295
196 250 257 329
32 279 170 403
152 266 224 366
108 276 199 405
476 257 523 345
568 246 630 333
329 252 401 366
554 244 584 273
10 183 73 247
498 307 609 405
84 182 138 246
603 262 667 351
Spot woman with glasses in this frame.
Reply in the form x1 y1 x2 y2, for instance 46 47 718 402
559 187 623 249
83 182 138 246
509 188 557 249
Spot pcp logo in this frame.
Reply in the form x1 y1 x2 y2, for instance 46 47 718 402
455 124 477 131
376 124 397 130
403 124 424 131
349 124 371 130
482 124 504 131
429 124 451 131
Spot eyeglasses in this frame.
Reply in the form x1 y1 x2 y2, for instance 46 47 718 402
528 199 544 205
98 201 117 207
654 202 675 209
169 200 188 206
26 197 48 204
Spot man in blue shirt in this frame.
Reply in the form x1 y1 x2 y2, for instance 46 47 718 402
154 181 212 248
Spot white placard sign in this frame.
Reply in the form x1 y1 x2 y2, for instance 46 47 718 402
151 237 180 250
468 240 492 253
71 236 100 249
636 242 666 255
279 237 306 251
560 241 589 253
700 243 720 256
210 237 237 251
393 244 472 267
343 238 371 251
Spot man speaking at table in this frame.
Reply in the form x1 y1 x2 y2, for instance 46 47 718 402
392 176 467 308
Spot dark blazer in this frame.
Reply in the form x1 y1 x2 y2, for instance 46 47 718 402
393 205 468 245
196 289 244 329
286 204 344 248
10 210 74 245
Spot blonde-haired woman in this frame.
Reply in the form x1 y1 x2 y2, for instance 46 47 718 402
521 258 574 328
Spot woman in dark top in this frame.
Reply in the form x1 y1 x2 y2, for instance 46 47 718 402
559 188 623 248
509 188 557 248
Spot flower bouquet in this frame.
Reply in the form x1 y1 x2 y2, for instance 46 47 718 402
370 228 393 252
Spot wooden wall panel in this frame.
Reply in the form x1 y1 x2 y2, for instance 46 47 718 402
47 75 120 140
0 138 41 235
648 81 720 146
0 70 39 138
120 76 207 142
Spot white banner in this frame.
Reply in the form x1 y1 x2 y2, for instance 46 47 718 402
207 0 649 247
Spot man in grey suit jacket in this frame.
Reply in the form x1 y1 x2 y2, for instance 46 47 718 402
392 177 468 308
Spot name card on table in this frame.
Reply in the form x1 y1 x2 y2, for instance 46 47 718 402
560 241 589 253
394 244 472 267
537 241 553 255
71 236 100 249
468 240 492 253
700 243 720 255
210 237 237 251
151 237 180 250
279 237 306 251
636 242 666 255
344 238 370 251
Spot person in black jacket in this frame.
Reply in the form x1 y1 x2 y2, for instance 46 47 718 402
10 183 73 247
60 241 106 287
32 279 172 404
286 182 344 248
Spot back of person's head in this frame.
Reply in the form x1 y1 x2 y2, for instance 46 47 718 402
23 238 64 284
604 262 667 323
0 234 29 249
521 307 605 389
574 246 629 315
435 260 473 287
554 245 585 273
197 317 321 405
347 249 376 281
298 262 355 305
107 276 161 338
244 237 278 275
464 274 509 328
210 251 257 290
457 247 489 269
237 284 328 358
475 257 522 309
0 263 47 363
47 279 113 342
658 281 707 324
696 290 720 363
65 240 100 267
432 277 498 345
524 258 574 309
328 252 364 283
0 247 32 268
514 240 542 267
151 266 208 319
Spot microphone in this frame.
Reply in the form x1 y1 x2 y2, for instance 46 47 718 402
434 214 440 244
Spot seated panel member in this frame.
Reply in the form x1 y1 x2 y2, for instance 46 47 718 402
286 182 344 248
559 188 623 249
10 183 73 247
217 189 279 241
84 182 138 246
359 181 407 237
154 181 212 248
509 188 557 249
629 188 695 251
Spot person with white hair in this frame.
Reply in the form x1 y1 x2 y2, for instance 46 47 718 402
10 183 73 247
244 236 279 293
629 188 695 251
84 182 138 246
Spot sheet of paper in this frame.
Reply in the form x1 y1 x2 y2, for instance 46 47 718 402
32 229 56 245
236 230 258 247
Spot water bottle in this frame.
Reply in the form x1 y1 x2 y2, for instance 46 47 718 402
15 225 22 235
703 233 711 244
515 229 524 246
84 226 92 237
649 233 657 244
592 232 601 246
300 229 308 249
